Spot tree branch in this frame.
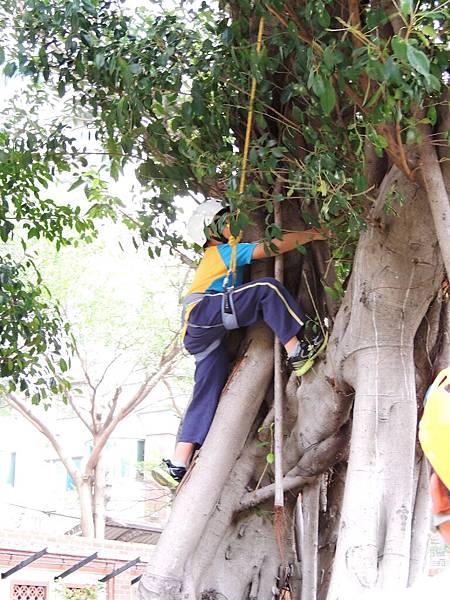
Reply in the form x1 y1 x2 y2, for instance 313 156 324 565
173 248 197 269
364 139 388 191
163 378 183 418
95 352 124 392
240 474 315 509
417 122 450 278
348 0 362 41
376 122 416 180
239 428 349 509
67 393 93 433
84 344 181 474
102 386 121 430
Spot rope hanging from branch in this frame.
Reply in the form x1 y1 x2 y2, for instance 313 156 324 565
227 16 265 282
226 14 288 567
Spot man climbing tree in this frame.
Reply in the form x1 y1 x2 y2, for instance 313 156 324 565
162 199 329 484
1 0 448 598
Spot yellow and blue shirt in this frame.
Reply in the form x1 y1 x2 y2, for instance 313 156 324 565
187 243 257 295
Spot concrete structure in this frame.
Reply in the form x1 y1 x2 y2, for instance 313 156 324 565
0 529 152 600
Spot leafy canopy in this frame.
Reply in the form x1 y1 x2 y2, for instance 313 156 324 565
2 0 446 242
0 254 72 404
0 0 447 397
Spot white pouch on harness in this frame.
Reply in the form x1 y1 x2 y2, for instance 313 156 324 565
221 290 239 330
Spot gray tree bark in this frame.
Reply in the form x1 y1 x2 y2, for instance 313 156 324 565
140 159 447 599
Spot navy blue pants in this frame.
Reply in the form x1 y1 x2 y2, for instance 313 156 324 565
179 277 306 446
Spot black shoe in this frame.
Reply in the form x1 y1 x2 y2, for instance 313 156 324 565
163 459 186 483
151 459 186 489
288 320 328 377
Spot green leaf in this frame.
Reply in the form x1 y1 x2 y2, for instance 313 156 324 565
4 62 17 77
0 220 14 241
121 135 133 154
129 63 142 74
191 93 205 116
312 74 325 97
406 44 430 76
422 25 437 39
323 46 339 69
57 80 66 98
80 31 94 47
94 53 105 69
59 357 68 372
292 105 303 123
68 177 84 192
426 74 441 92
317 8 330 28
324 285 339 301
319 80 336 115
181 102 192 122
367 8 389 29
0 48 5 65
295 242 307 255
400 0 413 15
383 57 401 84
391 37 407 61
266 452 274 464
319 179 328 196
366 60 384 82
280 85 293 104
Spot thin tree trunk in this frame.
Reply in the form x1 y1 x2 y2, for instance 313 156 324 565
274 192 285 511
93 451 106 539
78 479 95 538
299 480 321 600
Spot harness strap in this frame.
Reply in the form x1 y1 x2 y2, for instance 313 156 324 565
182 294 226 362
221 289 239 330
180 292 206 338
192 336 224 363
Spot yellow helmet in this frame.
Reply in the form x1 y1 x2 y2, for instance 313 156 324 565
419 366 450 490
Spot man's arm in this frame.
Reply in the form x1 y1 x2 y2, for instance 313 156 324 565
251 229 328 260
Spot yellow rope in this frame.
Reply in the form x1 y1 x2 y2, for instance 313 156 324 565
228 16 265 286
238 16 265 196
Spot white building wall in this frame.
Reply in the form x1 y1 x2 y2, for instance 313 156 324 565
0 404 179 533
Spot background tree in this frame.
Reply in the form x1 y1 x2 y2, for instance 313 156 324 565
1 0 449 598
3 234 189 538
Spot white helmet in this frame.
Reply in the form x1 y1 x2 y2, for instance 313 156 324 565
186 199 225 245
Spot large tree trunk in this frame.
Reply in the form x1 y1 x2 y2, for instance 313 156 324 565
140 163 447 599
327 167 443 597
